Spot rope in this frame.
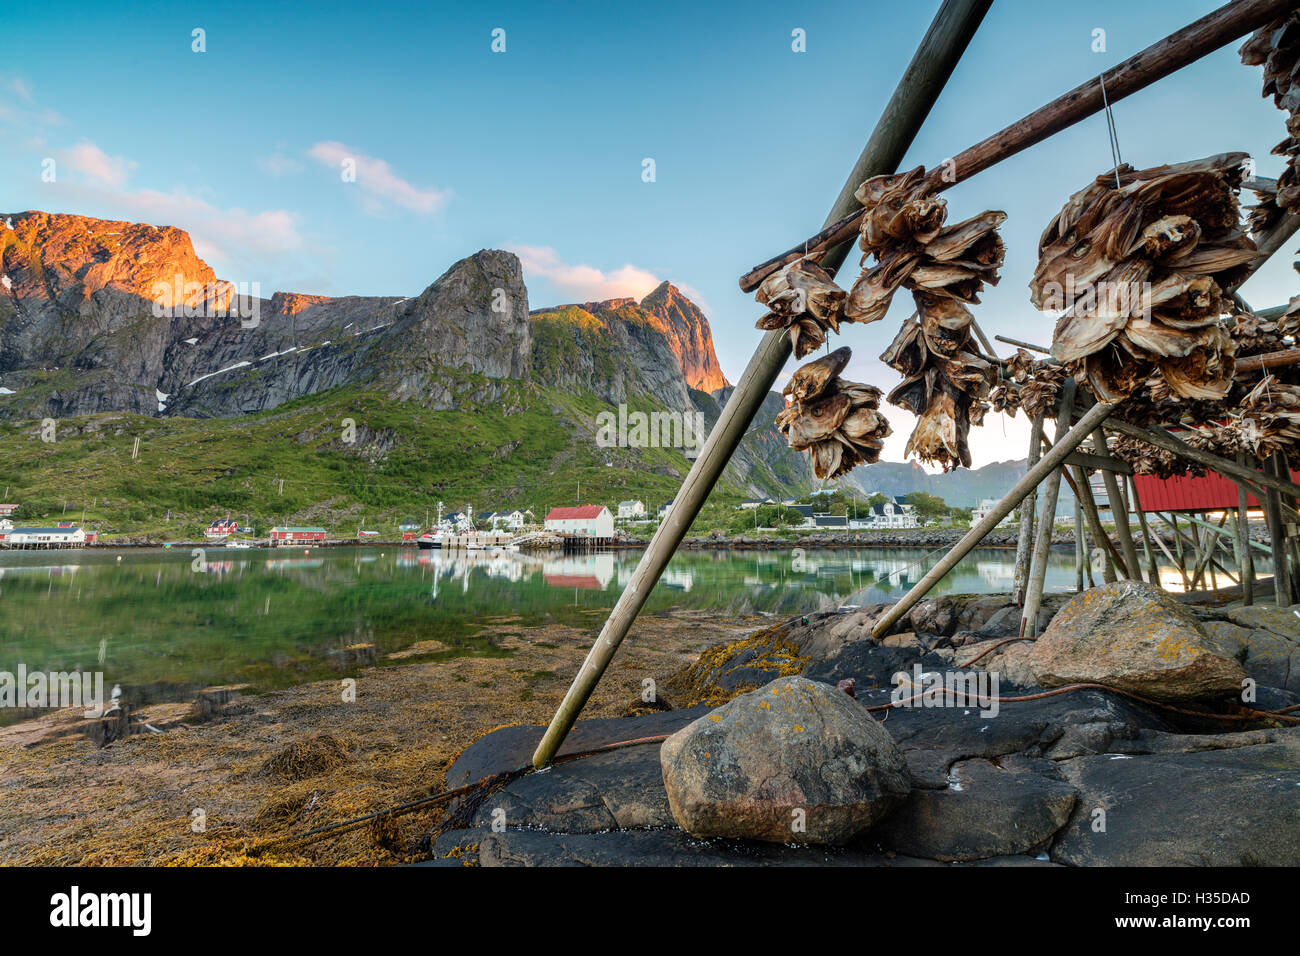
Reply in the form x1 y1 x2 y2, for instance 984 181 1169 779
957 635 1035 667
1099 72 1123 187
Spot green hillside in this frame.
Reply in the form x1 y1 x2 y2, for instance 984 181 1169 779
1 380 749 542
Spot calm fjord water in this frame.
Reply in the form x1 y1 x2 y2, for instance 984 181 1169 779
0 545 1083 716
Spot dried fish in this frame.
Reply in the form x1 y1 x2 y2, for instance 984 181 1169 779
775 348 892 480
783 346 851 403
1241 11 1300 230
754 257 847 358
1031 153 1255 402
845 167 1005 470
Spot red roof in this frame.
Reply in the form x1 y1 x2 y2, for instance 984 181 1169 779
545 506 607 520
1133 470 1297 513
544 574 603 589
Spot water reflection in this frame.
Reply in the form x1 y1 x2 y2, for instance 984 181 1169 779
0 543 1233 707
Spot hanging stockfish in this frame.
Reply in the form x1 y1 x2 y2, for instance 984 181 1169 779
775 346 892 479
878 293 994 471
1110 434 1206 479
841 167 1004 471
1240 12 1300 232
1018 361 1068 421
1237 374 1300 465
844 167 1005 323
1030 153 1258 403
989 347 1037 417
754 257 849 358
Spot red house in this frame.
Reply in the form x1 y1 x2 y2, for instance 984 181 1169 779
1132 470 1298 513
269 526 327 545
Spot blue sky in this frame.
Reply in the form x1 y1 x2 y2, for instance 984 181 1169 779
2 0 1296 468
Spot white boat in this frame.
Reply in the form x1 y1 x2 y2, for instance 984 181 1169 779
226 539 256 549
416 529 444 550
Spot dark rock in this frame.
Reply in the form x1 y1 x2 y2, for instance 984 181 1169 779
428 827 1057 867
470 742 674 832
856 684 1171 760
803 642 951 691
1051 729 1300 865
872 757 1077 861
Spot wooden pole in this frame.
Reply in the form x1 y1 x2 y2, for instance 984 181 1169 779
1021 381 1079 637
1073 495 1085 592
1237 452 1256 605
533 0 995 769
1128 474 1160 584
1093 427 1142 583
872 398 1113 640
1071 464 1121 581
1261 454 1291 606
740 0 1295 291
1012 413 1046 605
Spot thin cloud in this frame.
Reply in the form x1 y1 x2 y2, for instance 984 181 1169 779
308 141 448 215
59 140 136 188
259 151 304 176
510 244 664 302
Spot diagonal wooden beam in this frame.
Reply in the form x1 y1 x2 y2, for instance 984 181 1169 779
741 0 1295 291
532 0 995 770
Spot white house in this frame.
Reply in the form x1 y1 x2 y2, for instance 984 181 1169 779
483 510 530 531
969 498 1018 529
1 526 87 547
658 500 675 520
617 499 646 520
544 505 615 537
851 501 919 530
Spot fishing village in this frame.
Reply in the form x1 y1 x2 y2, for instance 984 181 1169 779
1 1 1299 907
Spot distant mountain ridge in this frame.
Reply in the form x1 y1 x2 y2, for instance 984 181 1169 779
0 210 1037 507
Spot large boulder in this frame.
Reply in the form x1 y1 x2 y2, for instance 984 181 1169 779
1029 581 1246 702
659 676 910 845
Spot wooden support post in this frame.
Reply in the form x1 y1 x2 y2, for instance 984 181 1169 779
533 0 995 769
1072 464 1121 582
1128 474 1159 584
1013 413 1046 605
1273 452 1300 598
872 396 1113 641
1073 495 1085 592
1021 381 1080 638
1273 452 1299 605
1094 428 1143 583
1262 454 1291 606
1237 452 1255 606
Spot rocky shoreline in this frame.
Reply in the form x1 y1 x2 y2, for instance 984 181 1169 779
431 585 1300 867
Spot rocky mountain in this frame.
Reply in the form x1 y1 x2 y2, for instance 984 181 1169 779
841 458 1074 510
0 211 830 498
639 282 727 393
